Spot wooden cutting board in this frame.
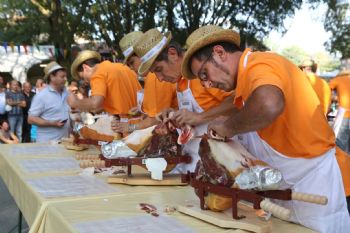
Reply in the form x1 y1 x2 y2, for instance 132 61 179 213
107 173 187 186
177 200 271 233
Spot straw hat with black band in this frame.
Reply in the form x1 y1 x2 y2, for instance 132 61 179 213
133 28 172 77
71 50 101 80
119 31 144 64
181 25 240 80
43 61 65 80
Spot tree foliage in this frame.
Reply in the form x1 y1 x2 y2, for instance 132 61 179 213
323 0 350 59
0 0 312 60
280 45 340 72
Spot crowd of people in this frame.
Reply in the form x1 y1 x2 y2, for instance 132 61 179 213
0 73 88 144
1 24 350 232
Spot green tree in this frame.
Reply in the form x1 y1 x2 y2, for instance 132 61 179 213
280 45 309 66
323 0 350 59
0 0 90 66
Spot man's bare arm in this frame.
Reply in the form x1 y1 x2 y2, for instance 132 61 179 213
67 94 104 113
208 85 285 137
28 116 64 127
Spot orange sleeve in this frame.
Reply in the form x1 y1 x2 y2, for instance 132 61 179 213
328 78 337 90
205 88 233 102
90 66 107 97
247 64 285 95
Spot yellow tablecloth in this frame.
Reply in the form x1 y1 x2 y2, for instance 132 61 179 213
0 143 178 232
0 143 316 233
42 189 316 233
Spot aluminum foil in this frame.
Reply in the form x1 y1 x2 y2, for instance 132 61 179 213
101 140 137 159
234 165 283 191
73 122 84 134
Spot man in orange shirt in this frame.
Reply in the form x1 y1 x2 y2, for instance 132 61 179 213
111 31 178 133
329 70 350 152
132 28 235 173
182 25 350 233
67 50 142 115
300 59 331 115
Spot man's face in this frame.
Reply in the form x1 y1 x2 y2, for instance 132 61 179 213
149 51 182 83
36 79 43 88
51 70 67 88
126 55 141 73
1 121 9 131
23 83 32 93
10 81 19 92
190 48 234 92
78 64 93 85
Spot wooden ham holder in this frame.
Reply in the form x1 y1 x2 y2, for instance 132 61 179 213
74 137 191 186
178 172 327 232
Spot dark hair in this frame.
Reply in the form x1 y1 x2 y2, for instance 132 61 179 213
48 68 66 83
191 41 241 62
0 119 9 128
155 40 184 62
77 58 100 72
70 80 78 85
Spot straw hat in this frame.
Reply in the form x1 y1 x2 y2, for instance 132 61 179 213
181 25 240 80
43 61 65 79
71 50 101 80
300 59 315 67
133 28 172 76
119 31 144 64
337 69 350 77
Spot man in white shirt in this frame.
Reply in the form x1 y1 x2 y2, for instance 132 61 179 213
0 83 6 121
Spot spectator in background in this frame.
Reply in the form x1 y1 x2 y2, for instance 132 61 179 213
329 70 350 154
0 119 19 144
6 80 26 141
22 82 35 142
0 75 4 86
33 78 45 93
0 83 7 121
70 80 78 88
300 59 331 116
28 61 70 143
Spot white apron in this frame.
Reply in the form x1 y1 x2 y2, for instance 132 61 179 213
234 52 350 233
171 80 207 174
333 107 348 137
136 89 145 114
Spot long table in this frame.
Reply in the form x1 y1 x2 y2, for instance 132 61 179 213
0 143 316 233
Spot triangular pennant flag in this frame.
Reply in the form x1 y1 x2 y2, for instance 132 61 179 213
24 45 28 54
3 42 8 54
60 48 64 58
10 42 15 53
54 48 60 59
49 48 54 57
30 45 35 54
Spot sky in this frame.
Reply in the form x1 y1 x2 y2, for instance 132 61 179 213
267 2 331 54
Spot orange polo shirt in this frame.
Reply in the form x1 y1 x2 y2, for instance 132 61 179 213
142 72 178 117
329 74 350 118
306 73 331 116
234 49 335 158
335 146 350 196
90 61 142 114
178 78 232 111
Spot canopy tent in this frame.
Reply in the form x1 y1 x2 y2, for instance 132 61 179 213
0 45 54 83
